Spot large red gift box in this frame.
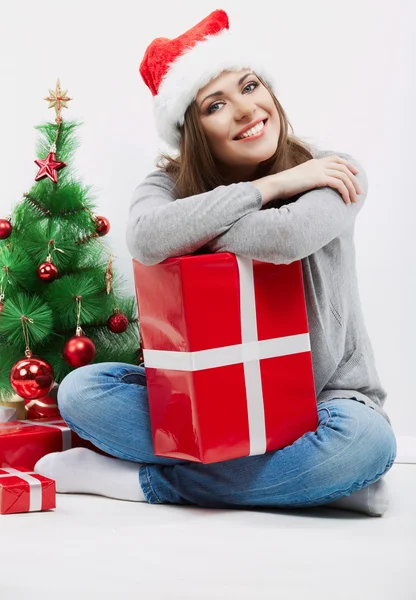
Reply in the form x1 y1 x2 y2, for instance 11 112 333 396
0 418 100 470
0 467 55 515
133 252 318 464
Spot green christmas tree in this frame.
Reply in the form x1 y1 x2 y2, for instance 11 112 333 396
0 80 142 405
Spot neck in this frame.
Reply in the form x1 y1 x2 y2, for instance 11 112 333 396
216 162 259 184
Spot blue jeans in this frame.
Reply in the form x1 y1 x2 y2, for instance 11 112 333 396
57 362 397 508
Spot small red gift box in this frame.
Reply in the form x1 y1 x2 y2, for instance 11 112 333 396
0 418 101 470
0 467 55 515
25 394 61 420
133 252 318 464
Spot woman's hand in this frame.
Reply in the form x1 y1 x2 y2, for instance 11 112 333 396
273 155 361 205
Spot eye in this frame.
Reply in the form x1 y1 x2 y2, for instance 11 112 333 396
206 81 260 114
207 101 223 114
243 82 259 93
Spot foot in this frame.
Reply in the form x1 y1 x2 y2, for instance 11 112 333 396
34 447 145 502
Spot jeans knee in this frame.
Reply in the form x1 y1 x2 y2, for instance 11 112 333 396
57 364 96 421
325 399 397 482
361 409 397 475
379 424 397 473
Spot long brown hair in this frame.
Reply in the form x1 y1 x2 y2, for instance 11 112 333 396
156 74 313 207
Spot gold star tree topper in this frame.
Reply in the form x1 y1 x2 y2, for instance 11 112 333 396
44 79 72 123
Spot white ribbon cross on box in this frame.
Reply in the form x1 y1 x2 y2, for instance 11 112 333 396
0 468 43 512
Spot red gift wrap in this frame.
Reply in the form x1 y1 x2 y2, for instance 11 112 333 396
0 467 55 515
133 252 318 464
25 395 61 420
0 418 101 470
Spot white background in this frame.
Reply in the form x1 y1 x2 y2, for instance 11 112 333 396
0 0 414 436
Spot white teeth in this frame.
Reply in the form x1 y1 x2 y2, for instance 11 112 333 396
236 120 265 139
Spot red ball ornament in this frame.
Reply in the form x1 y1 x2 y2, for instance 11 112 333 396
96 216 110 236
38 261 58 282
108 311 129 333
10 356 55 400
0 219 12 240
63 334 96 368
0 302 4 313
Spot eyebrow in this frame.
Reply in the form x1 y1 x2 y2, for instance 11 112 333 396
199 72 255 109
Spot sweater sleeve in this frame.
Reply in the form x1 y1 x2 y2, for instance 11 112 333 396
203 151 368 264
125 169 263 265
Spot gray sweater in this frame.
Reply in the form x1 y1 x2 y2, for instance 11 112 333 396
126 144 391 426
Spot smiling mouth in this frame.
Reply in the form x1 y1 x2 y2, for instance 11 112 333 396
233 119 268 141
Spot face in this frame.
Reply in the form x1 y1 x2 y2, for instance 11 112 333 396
195 69 280 182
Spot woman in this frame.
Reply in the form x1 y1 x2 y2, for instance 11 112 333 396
35 10 396 516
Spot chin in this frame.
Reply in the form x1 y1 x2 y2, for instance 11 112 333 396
261 142 279 162
248 148 277 164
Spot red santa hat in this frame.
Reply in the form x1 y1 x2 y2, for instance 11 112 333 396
139 9 276 150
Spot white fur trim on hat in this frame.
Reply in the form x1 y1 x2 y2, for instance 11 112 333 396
153 29 277 150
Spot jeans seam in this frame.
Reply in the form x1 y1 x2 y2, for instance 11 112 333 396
321 407 332 428
118 372 147 384
143 466 163 504
304 410 395 505
280 404 373 502
275 455 396 508
310 454 397 506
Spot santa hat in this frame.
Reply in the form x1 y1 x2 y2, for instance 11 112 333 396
139 9 276 150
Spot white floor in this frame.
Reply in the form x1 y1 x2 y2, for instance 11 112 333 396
1 462 415 600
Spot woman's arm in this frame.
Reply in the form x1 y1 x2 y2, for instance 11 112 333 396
125 170 263 265
202 152 368 264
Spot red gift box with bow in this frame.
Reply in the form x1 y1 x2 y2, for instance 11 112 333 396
0 418 102 470
0 467 55 515
24 385 61 420
133 252 318 464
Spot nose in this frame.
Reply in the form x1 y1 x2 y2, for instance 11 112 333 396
233 98 256 120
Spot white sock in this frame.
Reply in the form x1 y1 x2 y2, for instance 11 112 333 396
325 478 389 517
34 447 145 502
